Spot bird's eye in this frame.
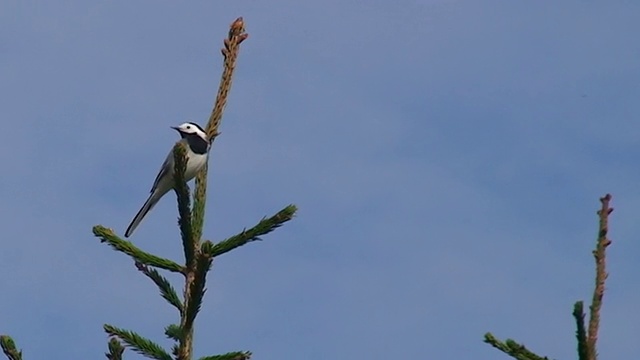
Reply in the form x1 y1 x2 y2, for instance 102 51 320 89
186 126 191 129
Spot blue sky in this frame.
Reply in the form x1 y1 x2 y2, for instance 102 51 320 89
1 1 640 359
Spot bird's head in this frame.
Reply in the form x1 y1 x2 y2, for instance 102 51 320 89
171 122 208 141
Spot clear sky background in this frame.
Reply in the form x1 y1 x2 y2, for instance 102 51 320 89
1 1 640 359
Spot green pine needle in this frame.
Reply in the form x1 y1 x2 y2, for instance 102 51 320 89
203 205 297 258
104 324 172 360
135 262 183 312
484 333 550 360
197 351 252 360
92 225 184 273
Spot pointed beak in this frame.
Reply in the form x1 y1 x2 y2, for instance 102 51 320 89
170 126 180 132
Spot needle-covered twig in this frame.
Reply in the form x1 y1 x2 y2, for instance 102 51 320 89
197 351 252 360
201 205 297 258
483 333 549 360
104 325 172 360
573 301 588 360
136 262 184 312
173 143 196 267
192 17 249 242
105 338 125 360
0 336 22 360
178 19 249 360
93 225 185 273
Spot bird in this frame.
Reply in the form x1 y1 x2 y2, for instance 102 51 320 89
125 122 210 238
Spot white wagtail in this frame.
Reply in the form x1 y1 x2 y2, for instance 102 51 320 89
125 122 211 238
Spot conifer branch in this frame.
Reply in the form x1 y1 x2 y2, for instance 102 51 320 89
202 205 297 258
184 254 213 330
198 351 252 360
0 336 21 360
104 324 172 360
204 16 248 139
573 301 588 360
93 225 185 273
192 163 208 244
586 194 613 360
105 338 125 360
483 333 549 360
136 262 183 312
193 17 249 245
173 143 196 268
177 277 195 360
176 19 249 360
177 253 213 360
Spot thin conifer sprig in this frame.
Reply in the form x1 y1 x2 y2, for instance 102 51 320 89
201 205 297 258
174 145 198 360
174 18 250 360
106 338 125 360
485 194 614 360
104 325 172 360
136 262 183 312
0 336 21 360
93 225 185 273
204 17 248 139
192 17 249 244
173 143 196 267
573 301 588 360
197 352 252 360
184 254 213 330
483 333 549 360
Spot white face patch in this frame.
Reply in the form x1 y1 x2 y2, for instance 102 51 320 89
177 122 207 140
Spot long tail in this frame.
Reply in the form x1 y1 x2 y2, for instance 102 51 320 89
125 192 162 238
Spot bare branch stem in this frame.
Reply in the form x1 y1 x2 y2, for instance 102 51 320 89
586 194 613 360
